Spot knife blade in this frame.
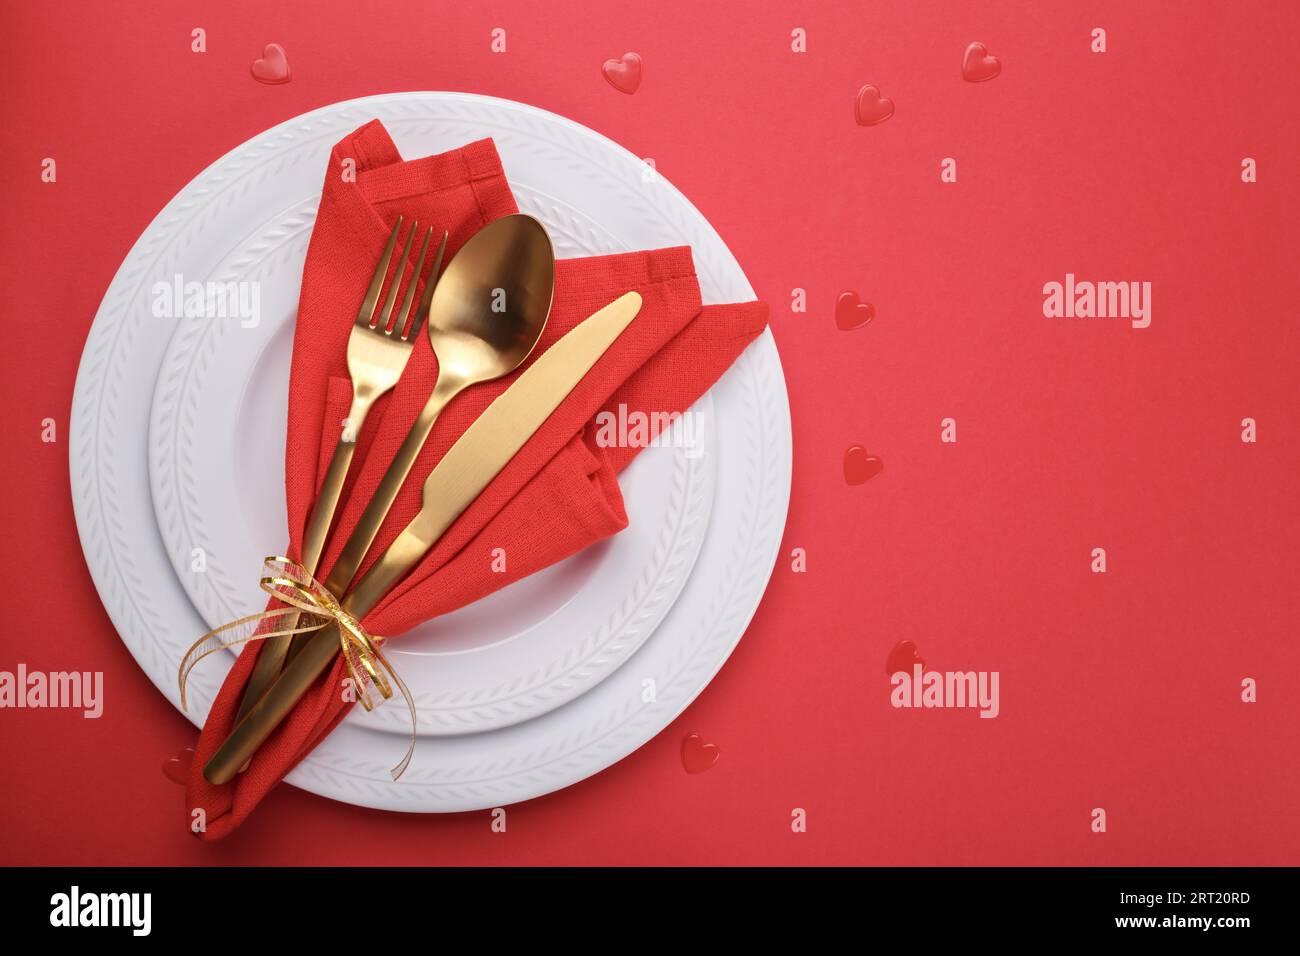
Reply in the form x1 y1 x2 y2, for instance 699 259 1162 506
203 291 643 784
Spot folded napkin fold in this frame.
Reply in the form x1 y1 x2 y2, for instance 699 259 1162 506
186 120 768 838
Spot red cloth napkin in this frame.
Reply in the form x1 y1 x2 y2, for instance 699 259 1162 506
186 120 768 838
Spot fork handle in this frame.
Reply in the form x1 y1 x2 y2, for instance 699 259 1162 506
322 375 463 599
233 394 372 723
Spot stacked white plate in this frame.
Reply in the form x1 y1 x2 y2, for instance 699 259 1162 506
70 93 791 812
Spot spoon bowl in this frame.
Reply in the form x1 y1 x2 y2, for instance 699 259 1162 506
427 213 554 388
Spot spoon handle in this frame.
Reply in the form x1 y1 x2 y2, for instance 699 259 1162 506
281 374 462 664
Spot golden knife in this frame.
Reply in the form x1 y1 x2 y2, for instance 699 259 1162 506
203 291 643 784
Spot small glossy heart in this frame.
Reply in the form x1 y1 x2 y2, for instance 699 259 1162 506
843 446 883 485
162 745 195 785
602 53 643 94
961 42 1001 82
886 640 926 676
835 291 876 331
251 43 291 85
855 85 895 126
681 733 720 774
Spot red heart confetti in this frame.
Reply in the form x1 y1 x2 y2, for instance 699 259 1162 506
835 291 876 331
602 52 643 94
886 640 926 677
251 43 292 85
162 745 195 785
843 446 884 485
961 42 1001 82
854 85 895 126
681 733 721 774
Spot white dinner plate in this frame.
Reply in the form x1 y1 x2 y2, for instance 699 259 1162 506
71 92 790 812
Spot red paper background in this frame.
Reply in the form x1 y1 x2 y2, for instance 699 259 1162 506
1 0 1297 865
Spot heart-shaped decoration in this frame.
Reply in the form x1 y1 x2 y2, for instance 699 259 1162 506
886 640 926 677
835 291 876 331
251 43 292 85
961 42 1001 82
843 446 883 485
854 85 895 126
681 733 720 774
162 745 195 785
602 52 643 95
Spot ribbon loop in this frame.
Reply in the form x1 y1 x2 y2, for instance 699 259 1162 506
178 556 415 780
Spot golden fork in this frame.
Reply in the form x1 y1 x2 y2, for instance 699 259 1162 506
235 217 448 721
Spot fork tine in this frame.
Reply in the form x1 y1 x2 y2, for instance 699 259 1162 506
375 220 418 332
356 217 403 327
395 227 434 341
406 230 449 341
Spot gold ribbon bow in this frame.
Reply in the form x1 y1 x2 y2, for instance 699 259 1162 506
178 556 415 780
